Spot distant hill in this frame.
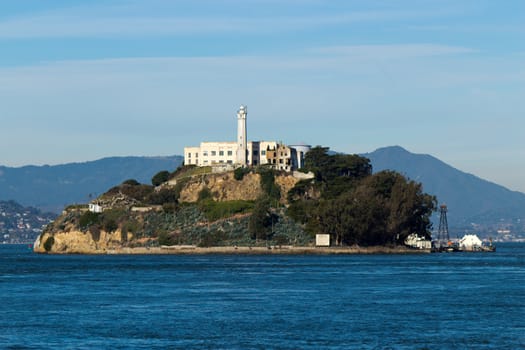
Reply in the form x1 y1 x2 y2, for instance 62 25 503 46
363 146 525 228
0 156 183 213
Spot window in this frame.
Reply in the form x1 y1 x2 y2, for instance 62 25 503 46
203 151 208 157
211 151 216 156
227 150 233 156
227 160 233 164
219 151 224 156
253 150 258 156
188 153 191 158
279 159 283 164
261 150 266 156
253 160 258 165
195 153 199 158
204 160 208 164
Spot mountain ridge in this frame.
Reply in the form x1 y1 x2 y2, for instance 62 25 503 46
362 146 525 229
2 148 524 234
0 155 183 213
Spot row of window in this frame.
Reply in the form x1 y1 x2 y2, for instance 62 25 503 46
202 160 234 165
188 150 267 158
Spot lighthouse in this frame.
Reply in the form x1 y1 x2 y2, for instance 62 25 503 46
236 105 247 166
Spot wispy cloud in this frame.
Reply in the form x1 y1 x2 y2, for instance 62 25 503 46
0 4 437 39
310 44 477 59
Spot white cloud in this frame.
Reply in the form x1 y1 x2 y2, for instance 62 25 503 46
311 44 477 59
0 3 438 39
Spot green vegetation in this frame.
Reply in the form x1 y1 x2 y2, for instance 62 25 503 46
287 146 436 246
248 196 277 241
151 170 170 186
257 167 281 201
122 179 140 186
169 165 212 181
234 167 250 181
79 211 100 229
197 187 213 201
158 231 179 246
199 199 254 222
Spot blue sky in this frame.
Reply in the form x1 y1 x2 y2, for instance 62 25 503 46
0 0 524 192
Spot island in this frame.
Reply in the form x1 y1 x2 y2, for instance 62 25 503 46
34 146 437 254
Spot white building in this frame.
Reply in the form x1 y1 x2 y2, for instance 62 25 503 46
459 234 483 251
404 233 431 249
88 203 103 213
185 140 278 167
184 105 310 171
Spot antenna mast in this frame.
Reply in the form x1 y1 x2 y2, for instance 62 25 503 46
437 204 449 248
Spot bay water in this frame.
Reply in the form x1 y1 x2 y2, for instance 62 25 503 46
1 243 524 349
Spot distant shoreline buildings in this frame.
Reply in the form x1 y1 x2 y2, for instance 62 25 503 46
184 105 311 172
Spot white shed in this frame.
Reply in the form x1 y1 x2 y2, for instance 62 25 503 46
316 234 330 247
88 203 103 213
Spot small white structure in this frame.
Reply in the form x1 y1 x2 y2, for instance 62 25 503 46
459 234 483 251
404 233 431 249
88 203 103 213
316 234 331 247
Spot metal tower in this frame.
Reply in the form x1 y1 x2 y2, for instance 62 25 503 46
437 204 449 248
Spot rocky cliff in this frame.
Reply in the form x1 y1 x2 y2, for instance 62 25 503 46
178 171 300 203
34 229 132 254
34 168 311 254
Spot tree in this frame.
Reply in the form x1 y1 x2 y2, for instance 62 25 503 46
122 179 140 186
248 196 273 241
152 171 170 186
288 152 436 246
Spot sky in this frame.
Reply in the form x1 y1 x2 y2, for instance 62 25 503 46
0 0 524 192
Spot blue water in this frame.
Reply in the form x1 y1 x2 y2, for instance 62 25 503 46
1 244 524 349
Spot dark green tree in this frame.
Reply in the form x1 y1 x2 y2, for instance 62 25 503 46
248 196 273 241
151 171 170 186
288 149 436 246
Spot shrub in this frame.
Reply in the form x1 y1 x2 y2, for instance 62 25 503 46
162 203 179 213
121 220 141 240
100 208 127 232
198 229 227 247
147 188 180 205
79 211 100 230
152 171 170 186
103 218 118 233
120 184 154 202
234 167 249 181
169 165 197 180
198 187 213 202
43 236 55 252
158 231 179 246
122 179 140 186
257 168 281 202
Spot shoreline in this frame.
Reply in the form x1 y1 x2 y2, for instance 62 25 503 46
40 245 431 255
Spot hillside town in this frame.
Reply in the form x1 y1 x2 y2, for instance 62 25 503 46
0 200 56 244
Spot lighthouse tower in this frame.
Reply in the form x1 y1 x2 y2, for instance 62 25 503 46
236 105 247 166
